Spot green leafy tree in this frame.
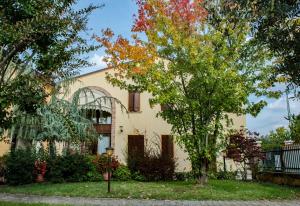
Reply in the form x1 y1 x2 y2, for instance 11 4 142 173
97 0 279 184
290 114 300 143
261 127 291 150
0 0 100 130
261 114 300 150
224 0 300 87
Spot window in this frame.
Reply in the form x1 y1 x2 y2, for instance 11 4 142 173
98 134 110 154
161 135 174 158
128 91 140 112
82 109 112 124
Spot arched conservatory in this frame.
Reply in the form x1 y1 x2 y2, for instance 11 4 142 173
74 86 116 155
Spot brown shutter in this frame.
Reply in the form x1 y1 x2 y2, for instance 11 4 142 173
134 92 140 112
160 104 167 111
128 135 144 159
128 92 134 112
162 135 174 158
161 104 172 111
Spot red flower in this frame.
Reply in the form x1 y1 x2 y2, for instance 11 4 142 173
34 160 47 177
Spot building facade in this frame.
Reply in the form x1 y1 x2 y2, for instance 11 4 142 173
0 68 246 172
66 68 246 172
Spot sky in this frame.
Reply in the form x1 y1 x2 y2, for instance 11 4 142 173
75 0 299 136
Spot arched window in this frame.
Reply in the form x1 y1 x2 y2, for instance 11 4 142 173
75 88 112 125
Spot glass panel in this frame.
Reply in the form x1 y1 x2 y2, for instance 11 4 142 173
275 155 281 171
99 116 112 124
98 135 110 154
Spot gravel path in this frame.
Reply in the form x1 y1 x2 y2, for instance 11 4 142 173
0 193 299 206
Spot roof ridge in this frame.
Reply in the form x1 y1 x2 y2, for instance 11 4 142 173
76 67 112 78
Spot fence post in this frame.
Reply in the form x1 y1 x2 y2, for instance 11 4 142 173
280 147 285 173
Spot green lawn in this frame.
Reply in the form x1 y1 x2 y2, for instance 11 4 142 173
0 202 68 206
0 180 299 200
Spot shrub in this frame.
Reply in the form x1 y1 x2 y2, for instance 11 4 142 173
46 152 94 183
128 149 175 181
113 165 131 181
86 170 103 182
214 171 237 180
62 152 92 182
131 171 146 181
86 155 103 182
91 154 119 174
5 149 36 185
0 155 7 184
45 155 64 183
174 172 194 181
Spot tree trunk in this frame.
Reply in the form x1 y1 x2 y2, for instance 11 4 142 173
49 139 56 158
194 158 209 185
243 162 247 181
80 141 85 154
209 156 217 173
197 173 208 185
10 135 17 152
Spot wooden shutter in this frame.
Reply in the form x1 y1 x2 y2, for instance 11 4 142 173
162 135 174 158
128 135 144 159
128 92 140 112
128 92 135 112
160 104 168 111
134 92 140 112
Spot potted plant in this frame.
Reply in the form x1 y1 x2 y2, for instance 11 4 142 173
34 160 47 183
92 154 119 181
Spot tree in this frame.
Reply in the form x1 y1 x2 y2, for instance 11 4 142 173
97 0 279 184
290 114 300 143
226 129 264 180
261 114 300 151
0 74 47 131
8 87 126 156
261 127 291 151
0 0 100 130
224 0 300 87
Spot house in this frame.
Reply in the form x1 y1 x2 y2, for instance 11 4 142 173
0 67 245 172
62 67 246 172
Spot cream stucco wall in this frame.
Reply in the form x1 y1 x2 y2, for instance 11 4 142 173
65 69 191 171
0 142 10 156
66 68 245 172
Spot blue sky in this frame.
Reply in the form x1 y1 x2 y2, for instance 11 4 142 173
76 0 299 135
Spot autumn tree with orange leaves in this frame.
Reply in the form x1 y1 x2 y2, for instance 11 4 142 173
96 0 280 184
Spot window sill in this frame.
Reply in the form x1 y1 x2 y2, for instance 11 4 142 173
128 111 142 113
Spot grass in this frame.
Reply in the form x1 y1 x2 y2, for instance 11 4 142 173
0 202 69 206
0 180 299 201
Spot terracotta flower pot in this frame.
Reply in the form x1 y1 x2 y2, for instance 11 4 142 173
103 172 111 181
36 174 44 183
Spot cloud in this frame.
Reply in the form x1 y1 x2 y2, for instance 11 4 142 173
89 54 107 69
247 95 300 135
267 97 286 110
272 124 288 130
267 96 300 112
